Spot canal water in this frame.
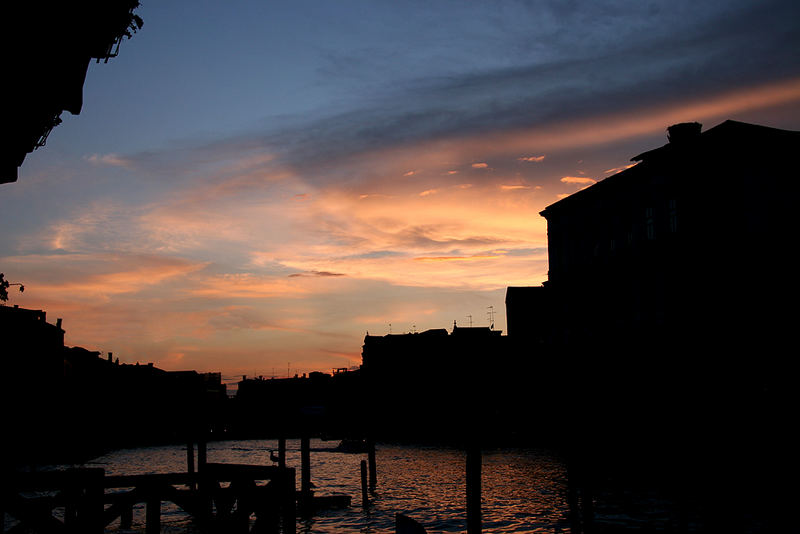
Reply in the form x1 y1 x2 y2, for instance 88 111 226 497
11 439 715 532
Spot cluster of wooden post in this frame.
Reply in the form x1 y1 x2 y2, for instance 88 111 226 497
3 436 379 534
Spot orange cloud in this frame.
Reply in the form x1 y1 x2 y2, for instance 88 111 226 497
500 184 531 191
471 162 489 168
518 155 546 162
414 254 503 262
604 163 638 174
561 176 597 184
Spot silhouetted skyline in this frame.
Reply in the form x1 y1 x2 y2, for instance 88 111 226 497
2 1 800 380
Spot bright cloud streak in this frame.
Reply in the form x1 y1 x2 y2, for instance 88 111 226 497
560 176 597 184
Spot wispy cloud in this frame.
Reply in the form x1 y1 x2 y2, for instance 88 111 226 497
604 163 638 174
518 155 546 162
288 271 346 278
85 153 133 168
561 176 597 184
500 184 532 191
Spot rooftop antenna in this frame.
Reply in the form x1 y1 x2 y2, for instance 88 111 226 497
487 305 496 329
412 323 417 333
466 314 473 327
287 362 290 378
388 323 392 334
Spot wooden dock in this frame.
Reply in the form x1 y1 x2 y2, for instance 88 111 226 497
2 463 297 533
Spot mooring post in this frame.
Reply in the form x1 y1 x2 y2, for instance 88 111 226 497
360 460 369 507
466 444 481 534
198 437 208 473
278 437 287 469
367 438 377 491
187 440 196 490
146 493 161 534
86 469 105 534
120 502 133 529
300 436 311 495
282 467 297 534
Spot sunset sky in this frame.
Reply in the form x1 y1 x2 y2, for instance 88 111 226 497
2 1 799 385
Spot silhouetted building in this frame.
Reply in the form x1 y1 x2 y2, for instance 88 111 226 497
504 119 800 454
0 305 65 379
1 305 229 466
232 369 364 438
361 325 510 440
3 2 142 183
510 120 799 358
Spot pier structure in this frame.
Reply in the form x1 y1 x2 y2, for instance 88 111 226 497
2 462 296 534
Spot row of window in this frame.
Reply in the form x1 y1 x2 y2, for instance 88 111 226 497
552 200 679 269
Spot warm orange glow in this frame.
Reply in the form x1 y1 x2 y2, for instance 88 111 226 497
561 176 596 184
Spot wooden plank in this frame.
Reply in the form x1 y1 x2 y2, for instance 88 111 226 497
104 472 194 488
203 463 283 480
4 468 104 491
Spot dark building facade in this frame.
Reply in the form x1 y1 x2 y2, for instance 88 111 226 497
361 326 514 441
504 120 800 455
510 120 799 358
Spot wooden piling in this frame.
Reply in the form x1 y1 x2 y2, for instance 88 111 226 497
282 467 296 534
146 494 160 534
367 438 377 491
187 441 196 490
278 437 287 469
84 469 104 534
120 503 133 529
198 438 207 472
360 460 369 507
300 436 311 496
466 445 481 534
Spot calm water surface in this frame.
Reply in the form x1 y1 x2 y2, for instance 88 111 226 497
79 439 573 533
11 439 702 533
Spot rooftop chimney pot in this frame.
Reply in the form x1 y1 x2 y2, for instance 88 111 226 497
667 122 702 144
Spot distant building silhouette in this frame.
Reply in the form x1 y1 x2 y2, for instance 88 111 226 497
361 325 509 440
1 305 227 466
233 369 364 438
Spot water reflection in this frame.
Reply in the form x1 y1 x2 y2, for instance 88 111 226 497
25 439 727 532
72 440 577 533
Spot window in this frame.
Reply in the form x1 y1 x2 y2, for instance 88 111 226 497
669 199 678 233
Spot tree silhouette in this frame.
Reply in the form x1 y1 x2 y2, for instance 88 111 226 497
0 273 25 304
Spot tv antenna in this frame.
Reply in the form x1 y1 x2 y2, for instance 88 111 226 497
466 314 473 327
487 306 496 328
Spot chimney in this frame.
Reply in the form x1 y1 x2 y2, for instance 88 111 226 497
56 318 63 329
108 352 113 363
667 122 702 144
